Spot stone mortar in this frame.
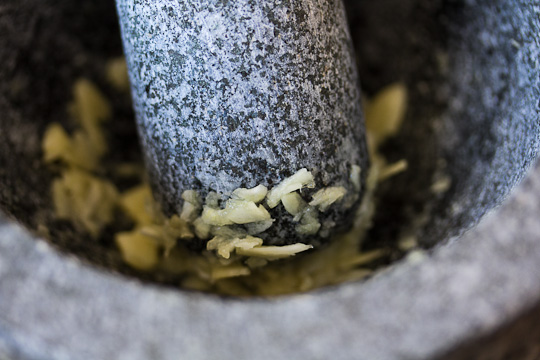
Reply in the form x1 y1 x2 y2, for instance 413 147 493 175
0 0 539 359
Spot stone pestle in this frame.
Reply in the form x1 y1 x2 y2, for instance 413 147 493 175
115 0 369 248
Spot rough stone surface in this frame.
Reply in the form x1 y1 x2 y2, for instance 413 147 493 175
116 0 368 245
1 0 540 359
2 153 540 360
421 0 540 247
346 0 540 251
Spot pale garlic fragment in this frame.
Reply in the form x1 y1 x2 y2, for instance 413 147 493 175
201 200 271 226
281 192 307 216
309 186 347 212
180 190 202 222
266 168 315 208
105 57 130 91
295 206 321 235
52 168 118 238
231 184 268 203
115 231 159 270
120 184 155 226
236 243 313 260
350 165 362 192
365 83 407 145
378 159 408 181
207 235 264 259
193 217 211 239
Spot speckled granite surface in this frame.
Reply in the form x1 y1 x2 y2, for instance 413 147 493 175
116 0 368 245
0 0 540 359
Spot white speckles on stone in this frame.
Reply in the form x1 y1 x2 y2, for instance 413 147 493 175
116 0 369 242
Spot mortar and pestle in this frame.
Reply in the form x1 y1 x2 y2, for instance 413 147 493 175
1 0 540 359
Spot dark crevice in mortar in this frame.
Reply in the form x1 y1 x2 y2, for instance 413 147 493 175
346 0 451 254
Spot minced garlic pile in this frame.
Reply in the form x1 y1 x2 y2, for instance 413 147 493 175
42 58 409 296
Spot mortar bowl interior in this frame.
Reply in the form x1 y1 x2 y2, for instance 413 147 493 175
1 1 539 359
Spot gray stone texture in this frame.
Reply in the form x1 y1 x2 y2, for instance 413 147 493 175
0 0 540 359
347 0 540 251
116 0 368 245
